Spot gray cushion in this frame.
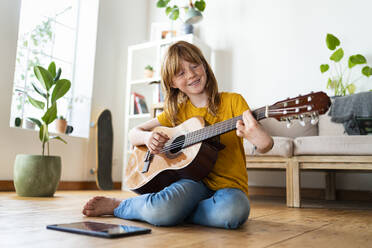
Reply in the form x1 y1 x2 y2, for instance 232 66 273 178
294 136 372 155
259 117 318 138
244 136 293 157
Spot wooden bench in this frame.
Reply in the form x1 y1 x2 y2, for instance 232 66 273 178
246 156 295 207
291 155 372 207
247 155 372 208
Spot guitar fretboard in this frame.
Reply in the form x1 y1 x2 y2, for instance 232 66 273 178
183 107 266 148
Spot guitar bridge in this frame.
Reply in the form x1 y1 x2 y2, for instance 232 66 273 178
141 151 153 173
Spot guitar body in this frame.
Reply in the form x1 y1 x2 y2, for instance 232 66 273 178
124 116 220 194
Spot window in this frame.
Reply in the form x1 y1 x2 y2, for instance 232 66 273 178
10 0 98 138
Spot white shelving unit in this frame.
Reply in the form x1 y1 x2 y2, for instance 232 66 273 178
122 34 211 190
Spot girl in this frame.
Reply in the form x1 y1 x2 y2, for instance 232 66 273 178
83 41 273 229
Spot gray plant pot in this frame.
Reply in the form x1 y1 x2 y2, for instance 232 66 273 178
14 154 61 197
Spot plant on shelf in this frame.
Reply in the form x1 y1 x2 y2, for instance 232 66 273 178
144 65 154 78
320 33 372 96
156 0 206 23
56 115 67 134
13 61 71 197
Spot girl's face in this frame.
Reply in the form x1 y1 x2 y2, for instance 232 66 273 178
171 59 207 97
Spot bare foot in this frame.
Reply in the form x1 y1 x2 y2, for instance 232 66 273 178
82 196 122 217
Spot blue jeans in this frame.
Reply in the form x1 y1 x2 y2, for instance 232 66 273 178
113 179 250 229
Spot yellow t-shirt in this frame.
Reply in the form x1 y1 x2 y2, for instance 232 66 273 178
157 92 249 195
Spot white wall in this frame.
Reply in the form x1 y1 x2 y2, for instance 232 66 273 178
147 0 372 190
0 0 148 183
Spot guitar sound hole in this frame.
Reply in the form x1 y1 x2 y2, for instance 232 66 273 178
170 135 185 154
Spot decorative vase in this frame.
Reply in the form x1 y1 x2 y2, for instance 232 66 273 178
13 154 61 197
56 119 67 134
180 23 194 35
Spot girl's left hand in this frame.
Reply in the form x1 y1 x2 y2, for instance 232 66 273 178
236 110 274 153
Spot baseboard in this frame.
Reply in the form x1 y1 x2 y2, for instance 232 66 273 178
1 181 371 202
0 180 121 191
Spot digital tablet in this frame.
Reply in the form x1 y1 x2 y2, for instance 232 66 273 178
47 221 151 238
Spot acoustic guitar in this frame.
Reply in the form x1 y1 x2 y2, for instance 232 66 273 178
124 91 331 194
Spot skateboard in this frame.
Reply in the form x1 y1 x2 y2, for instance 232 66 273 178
90 109 114 190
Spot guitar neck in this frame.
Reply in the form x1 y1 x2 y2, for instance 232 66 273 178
183 107 267 147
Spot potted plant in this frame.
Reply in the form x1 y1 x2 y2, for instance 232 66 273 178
156 0 206 35
156 0 205 22
144 65 154 78
13 61 71 197
56 116 67 134
320 33 372 96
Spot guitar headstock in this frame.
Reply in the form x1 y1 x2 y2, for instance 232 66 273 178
268 91 331 125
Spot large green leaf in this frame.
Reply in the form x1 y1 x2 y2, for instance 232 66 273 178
157 0 169 8
330 48 344 62
348 54 367 68
39 124 49 142
50 136 67 144
169 7 179 20
326 33 340 50
31 83 47 99
51 79 71 104
320 64 329 73
362 66 372 77
48 62 56 78
195 0 206 11
166 6 172 15
28 95 45 110
42 103 57 125
27 118 42 128
34 66 53 90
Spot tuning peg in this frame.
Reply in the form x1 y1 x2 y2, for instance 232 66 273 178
299 114 306 126
311 113 319 125
286 118 293 128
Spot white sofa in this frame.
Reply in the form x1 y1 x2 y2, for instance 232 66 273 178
244 113 372 207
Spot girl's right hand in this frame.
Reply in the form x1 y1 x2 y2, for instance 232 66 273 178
144 131 170 154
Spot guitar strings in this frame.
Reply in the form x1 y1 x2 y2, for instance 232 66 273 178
158 115 245 153
158 104 312 153
157 110 270 153
157 108 307 153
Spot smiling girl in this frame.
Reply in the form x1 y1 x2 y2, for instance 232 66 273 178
83 41 273 229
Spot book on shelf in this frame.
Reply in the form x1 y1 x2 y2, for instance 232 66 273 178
131 92 149 115
149 80 164 103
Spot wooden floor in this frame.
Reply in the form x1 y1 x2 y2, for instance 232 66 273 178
1 190 372 248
